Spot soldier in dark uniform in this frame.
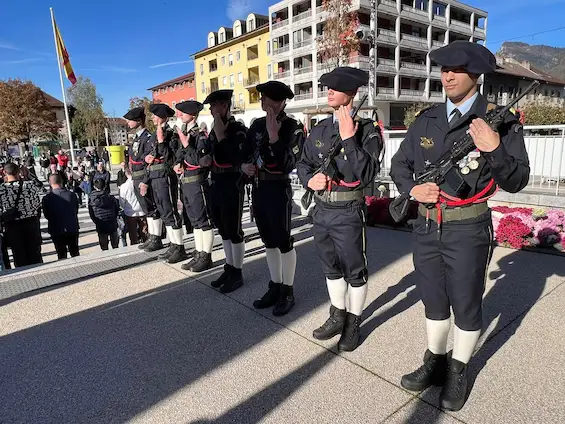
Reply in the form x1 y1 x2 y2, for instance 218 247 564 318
123 107 161 251
241 81 304 316
296 67 383 352
140 103 187 263
173 100 214 272
390 41 530 411
204 89 248 293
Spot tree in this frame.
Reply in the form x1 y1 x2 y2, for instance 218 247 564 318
317 0 360 74
67 76 106 147
0 79 61 144
522 102 565 126
129 96 160 132
403 102 428 128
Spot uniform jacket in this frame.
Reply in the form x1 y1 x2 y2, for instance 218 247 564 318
92 170 111 193
297 116 383 204
208 117 248 182
128 128 152 177
88 190 119 234
390 94 530 199
174 123 210 178
242 113 305 177
42 188 79 235
144 125 175 183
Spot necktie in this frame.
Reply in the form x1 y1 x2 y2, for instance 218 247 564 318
449 109 462 129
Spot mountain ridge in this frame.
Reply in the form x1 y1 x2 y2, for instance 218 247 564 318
497 42 565 81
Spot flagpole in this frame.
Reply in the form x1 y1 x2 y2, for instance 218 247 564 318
50 7 76 168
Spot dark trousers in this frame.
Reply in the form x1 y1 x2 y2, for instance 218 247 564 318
98 231 119 251
413 214 494 331
253 182 293 253
125 216 148 245
52 232 80 260
181 179 212 231
4 217 43 268
151 175 181 229
312 202 367 287
133 178 157 217
210 178 244 243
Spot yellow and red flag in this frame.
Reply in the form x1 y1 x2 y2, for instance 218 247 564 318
54 20 77 85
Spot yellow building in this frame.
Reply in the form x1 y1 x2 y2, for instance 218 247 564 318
192 13 272 126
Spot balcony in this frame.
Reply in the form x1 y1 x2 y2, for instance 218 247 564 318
376 87 396 100
244 77 260 88
377 58 397 73
293 39 314 53
430 91 444 100
378 0 398 14
377 28 398 44
294 65 313 78
272 19 289 33
401 4 429 24
205 86 220 94
450 19 471 33
232 101 245 112
399 61 427 76
294 92 314 101
272 45 290 56
474 26 486 38
318 89 328 99
400 33 428 50
292 9 313 26
430 65 442 78
400 89 426 99
315 6 328 19
431 40 445 50
432 14 447 28
273 70 291 80
349 55 370 71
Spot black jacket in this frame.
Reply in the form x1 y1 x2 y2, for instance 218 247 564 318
208 117 248 183
42 188 79 235
116 170 127 187
92 170 111 193
174 124 210 178
88 190 119 234
390 94 530 199
128 129 152 178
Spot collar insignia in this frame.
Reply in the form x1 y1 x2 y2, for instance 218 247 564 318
315 139 323 148
420 137 434 149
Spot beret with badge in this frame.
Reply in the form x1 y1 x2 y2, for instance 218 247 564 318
256 81 294 101
149 103 175 119
203 89 233 105
123 106 145 121
176 100 204 115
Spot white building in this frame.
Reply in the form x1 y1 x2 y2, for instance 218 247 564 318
268 0 487 128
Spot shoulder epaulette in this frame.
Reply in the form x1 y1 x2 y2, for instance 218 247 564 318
415 104 438 118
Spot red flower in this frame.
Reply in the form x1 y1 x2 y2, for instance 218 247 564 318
496 216 533 249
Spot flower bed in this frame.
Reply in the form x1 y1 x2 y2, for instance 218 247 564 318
492 206 565 252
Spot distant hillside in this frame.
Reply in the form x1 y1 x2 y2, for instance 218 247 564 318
497 42 565 81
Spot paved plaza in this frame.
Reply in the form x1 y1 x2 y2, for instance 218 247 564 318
1 216 565 424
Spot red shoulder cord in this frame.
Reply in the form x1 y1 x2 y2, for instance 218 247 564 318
184 160 201 171
428 178 499 229
129 158 143 165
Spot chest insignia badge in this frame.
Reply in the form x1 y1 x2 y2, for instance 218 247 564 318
133 141 139 156
292 145 299 154
420 137 434 149
315 139 323 148
318 152 324 159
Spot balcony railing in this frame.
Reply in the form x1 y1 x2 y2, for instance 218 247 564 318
378 28 397 44
293 9 313 24
400 89 425 97
402 4 429 21
380 0 397 7
205 86 220 94
315 6 328 16
450 19 471 32
294 39 314 50
272 19 289 31
431 40 445 49
273 70 291 80
209 65 218 73
432 14 447 26
377 87 395 95
318 89 328 98
273 45 290 55
401 33 428 48
377 58 397 72
294 65 313 76
430 65 442 76
232 101 245 112
244 77 260 88
400 62 427 75
430 91 444 98
294 92 314 101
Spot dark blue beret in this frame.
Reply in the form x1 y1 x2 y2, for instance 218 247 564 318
430 41 496 74
319 66 369 92
256 81 294 101
123 107 145 121
149 103 175 119
176 100 203 115
203 89 233 104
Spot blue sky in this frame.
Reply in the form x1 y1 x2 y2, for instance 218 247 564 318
1 0 564 116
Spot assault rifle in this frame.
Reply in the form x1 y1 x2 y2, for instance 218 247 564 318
389 80 539 223
301 93 369 209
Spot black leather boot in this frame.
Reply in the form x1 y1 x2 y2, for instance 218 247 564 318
211 264 232 288
440 355 469 411
220 267 243 293
158 244 174 260
181 251 201 271
338 313 362 352
167 244 188 264
138 237 151 250
253 281 281 309
144 235 164 253
400 350 448 392
313 306 346 340
273 285 295 316
190 252 212 272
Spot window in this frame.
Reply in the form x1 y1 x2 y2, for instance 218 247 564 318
172 101 176 108
200 64 204 75
238 72 243 85
230 74 235 88
267 40 271 55
208 34 215 47
201 82 205 93
222 56 226 66
236 51 241 61
172 85 176 92
219 32 225 43
267 64 272 79
239 93 244 105
223 76 227 87
229 54 233 66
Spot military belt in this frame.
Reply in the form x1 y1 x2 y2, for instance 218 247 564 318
418 202 489 223
211 165 238 174
148 163 166 172
132 170 146 179
181 174 207 184
257 171 289 181
314 190 364 203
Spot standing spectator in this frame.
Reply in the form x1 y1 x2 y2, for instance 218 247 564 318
0 163 42 268
48 150 57 167
102 148 110 167
42 174 80 260
116 161 127 187
118 168 147 245
56 149 69 170
47 163 68 189
39 153 50 179
92 162 111 193
199 122 208 137
80 174 93 204
88 179 119 251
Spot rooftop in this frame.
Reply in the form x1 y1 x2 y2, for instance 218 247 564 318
192 23 269 58
495 58 565 86
43 91 64 108
147 72 195 91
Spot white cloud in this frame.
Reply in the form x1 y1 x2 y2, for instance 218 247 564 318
226 0 253 21
81 66 137 73
149 60 193 69
1 58 43 65
0 41 20 51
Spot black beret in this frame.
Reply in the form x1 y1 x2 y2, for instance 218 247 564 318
203 89 233 104
176 100 203 115
256 81 294 101
430 41 496 74
319 67 369 92
149 103 175 119
123 107 145 121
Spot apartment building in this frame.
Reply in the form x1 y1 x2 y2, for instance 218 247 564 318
192 13 271 127
148 72 197 113
105 118 128 145
269 0 487 127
